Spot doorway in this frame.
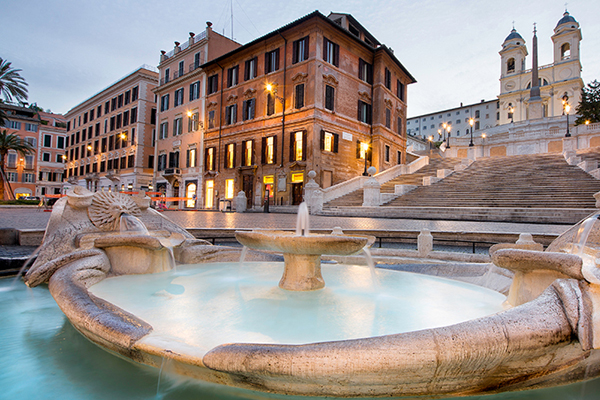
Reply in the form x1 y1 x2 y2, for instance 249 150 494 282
291 183 303 205
243 175 254 209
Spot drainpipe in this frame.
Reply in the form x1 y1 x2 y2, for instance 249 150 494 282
216 62 224 173
277 30 287 170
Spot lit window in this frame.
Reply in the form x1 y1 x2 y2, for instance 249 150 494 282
225 179 234 199
293 131 303 161
265 137 274 164
205 180 214 209
226 143 235 168
243 140 253 166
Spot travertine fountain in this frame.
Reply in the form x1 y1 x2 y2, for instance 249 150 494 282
24 186 600 398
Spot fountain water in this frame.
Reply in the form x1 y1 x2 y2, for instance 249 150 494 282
19 188 600 398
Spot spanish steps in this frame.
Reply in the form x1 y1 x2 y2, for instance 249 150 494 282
322 150 600 224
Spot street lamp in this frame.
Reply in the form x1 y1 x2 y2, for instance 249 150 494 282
428 135 433 150
446 124 451 148
360 141 370 176
509 105 514 123
562 93 571 137
469 118 474 147
441 123 447 142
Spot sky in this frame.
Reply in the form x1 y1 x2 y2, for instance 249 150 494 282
2 0 599 118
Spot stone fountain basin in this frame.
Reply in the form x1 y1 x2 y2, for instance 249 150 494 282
235 230 371 255
45 258 600 398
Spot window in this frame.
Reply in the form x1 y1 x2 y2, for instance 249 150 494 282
56 153 64 163
225 143 236 168
42 152 51 162
475 110 480 118
188 112 199 132
83 112 88 124
397 117 402 135
561 43 571 60
262 136 277 164
159 122 168 139
186 148 197 168
160 94 170 111
295 84 304 109
205 180 214 208
117 94 123 108
124 90 130 105
147 155 153 169
323 38 339 67
174 88 184 107
320 131 339 153
225 179 235 199
25 155 34 169
385 109 391 129
116 114 122 130
265 49 280 74
194 52 201 69
173 117 182 136
227 65 239 87
208 110 215 129
385 145 390 163
456 119 460 124
397 150 402 164
292 36 309 64
475 121 480 130
95 122 100 136
207 74 219 94
131 86 139 101
358 100 372 124
225 104 237 125
507 58 515 73
7 121 21 130
243 98 255 121
123 110 129 126
128 154 134 168
7 153 17 168
243 140 254 166
101 137 107 152
7 172 17 182
178 60 184 78
164 68 170 84
290 131 306 161
23 137 36 148
397 80 405 101
325 85 335 111
25 123 37 132
43 134 52 148
97 105 102 117
244 57 257 81
356 141 370 160
130 108 137 123
168 151 179 168
57 136 65 149
359 59 373 84
205 147 215 171
385 68 391 90
104 101 110 114
111 97 117 111
189 81 200 101
157 154 167 171
266 93 275 116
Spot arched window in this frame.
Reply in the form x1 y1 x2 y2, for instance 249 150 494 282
507 58 515 73
561 43 571 60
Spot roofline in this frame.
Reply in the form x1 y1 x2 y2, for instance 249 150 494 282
200 10 416 83
407 99 499 120
65 65 158 116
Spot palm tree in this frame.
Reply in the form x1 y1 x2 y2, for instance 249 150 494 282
0 129 35 200
0 57 29 126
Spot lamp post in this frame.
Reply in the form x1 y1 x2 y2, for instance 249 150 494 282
469 118 474 147
441 123 447 142
446 124 451 148
509 105 514 123
428 135 433 150
562 93 571 137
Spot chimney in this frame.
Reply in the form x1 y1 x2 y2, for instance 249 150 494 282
174 41 181 54
189 32 195 47
160 50 167 63
206 21 213 32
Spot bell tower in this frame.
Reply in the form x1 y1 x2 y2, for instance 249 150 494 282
498 27 528 124
551 10 581 64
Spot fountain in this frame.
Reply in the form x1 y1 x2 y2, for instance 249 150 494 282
19 186 600 398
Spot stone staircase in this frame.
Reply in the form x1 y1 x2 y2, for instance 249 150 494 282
324 155 462 208
386 153 600 209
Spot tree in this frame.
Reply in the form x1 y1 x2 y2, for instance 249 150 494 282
575 80 600 125
0 129 35 200
0 57 29 126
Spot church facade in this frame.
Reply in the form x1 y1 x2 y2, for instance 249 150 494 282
498 11 583 125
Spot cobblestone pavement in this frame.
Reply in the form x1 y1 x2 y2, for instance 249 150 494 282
0 206 571 236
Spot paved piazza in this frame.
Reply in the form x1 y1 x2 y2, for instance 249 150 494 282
0 207 569 236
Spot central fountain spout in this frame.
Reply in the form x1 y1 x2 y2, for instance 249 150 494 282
236 202 370 291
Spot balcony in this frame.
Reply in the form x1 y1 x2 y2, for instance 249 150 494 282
106 170 120 182
161 168 181 185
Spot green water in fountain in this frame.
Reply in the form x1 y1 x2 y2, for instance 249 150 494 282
2 270 600 399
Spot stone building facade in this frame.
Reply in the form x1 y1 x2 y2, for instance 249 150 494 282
200 11 415 209
63 66 158 193
36 111 67 196
153 23 240 209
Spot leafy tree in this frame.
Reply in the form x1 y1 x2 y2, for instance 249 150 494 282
575 80 600 125
0 129 35 200
0 57 29 126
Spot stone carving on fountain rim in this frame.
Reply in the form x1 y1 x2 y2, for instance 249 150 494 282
88 191 142 231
